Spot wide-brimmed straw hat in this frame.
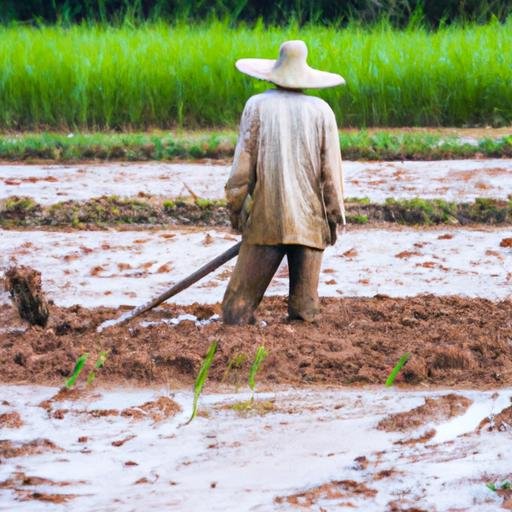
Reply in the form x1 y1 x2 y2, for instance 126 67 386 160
235 40 345 89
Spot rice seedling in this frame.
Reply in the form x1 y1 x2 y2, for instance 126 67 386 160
64 353 89 389
385 352 411 387
248 345 268 401
185 340 218 425
86 351 109 385
0 19 510 130
487 480 512 492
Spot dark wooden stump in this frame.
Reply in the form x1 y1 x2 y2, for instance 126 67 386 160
4 266 49 327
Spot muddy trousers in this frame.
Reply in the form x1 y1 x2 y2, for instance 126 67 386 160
222 242 324 325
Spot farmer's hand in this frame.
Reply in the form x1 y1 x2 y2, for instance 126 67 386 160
230 211 241 232
328 219 337 245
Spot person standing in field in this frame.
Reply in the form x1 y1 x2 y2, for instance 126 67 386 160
223 40 345 325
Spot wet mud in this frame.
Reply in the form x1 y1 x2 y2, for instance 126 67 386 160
479 404 512 432
1 295 511 388
0 438 61 459
3 265 49 326
377 394 473 432
274 479 377 508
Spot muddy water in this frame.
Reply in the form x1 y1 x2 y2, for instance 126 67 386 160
0 227 510 308
1 385 511 511
1 159 511 204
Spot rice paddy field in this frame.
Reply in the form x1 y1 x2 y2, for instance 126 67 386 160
1 10 512 512
0 20 512 130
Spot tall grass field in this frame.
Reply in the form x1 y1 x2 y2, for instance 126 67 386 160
0 20 510 129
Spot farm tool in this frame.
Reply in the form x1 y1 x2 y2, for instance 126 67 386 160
96 241 241 332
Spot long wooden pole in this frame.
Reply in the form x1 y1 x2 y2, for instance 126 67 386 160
96 241 241 332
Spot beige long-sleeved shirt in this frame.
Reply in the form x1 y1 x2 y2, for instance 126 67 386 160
225 89 345 250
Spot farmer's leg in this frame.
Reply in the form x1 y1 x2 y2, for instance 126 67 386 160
287 245 323 322
222 243 285 325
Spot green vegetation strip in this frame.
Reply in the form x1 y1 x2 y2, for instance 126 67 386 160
1 195 511 228
1 131 511 162
0 21 511 129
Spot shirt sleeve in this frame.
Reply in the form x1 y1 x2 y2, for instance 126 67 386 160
321 107 345 225
224 99 259 216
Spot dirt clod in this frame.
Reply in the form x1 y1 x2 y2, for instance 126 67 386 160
479 405 512 432
0 411 23 428
0 438 61 459
4 266 49 327
121 396 181 422
275 479 377 507
377 394 472 432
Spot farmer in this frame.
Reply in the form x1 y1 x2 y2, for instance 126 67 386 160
222 40 345 325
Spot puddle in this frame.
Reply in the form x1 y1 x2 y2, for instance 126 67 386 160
1 159 511 204
0 385 511 511
138 313 220 329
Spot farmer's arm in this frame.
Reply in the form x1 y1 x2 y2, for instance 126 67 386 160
321 108 345 243
225 100 259 231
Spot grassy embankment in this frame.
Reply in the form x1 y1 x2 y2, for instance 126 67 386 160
2 195 511 228
0 20 511 131
1 131 512 162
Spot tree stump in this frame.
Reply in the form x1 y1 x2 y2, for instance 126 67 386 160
4 266 49 327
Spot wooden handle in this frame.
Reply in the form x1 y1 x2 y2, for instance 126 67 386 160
97 241 242 331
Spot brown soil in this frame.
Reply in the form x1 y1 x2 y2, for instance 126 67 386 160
0 439 61 460
121 396 181 421
0 411 23 428
377 394 473 432
394 428 436 445
479 405 512 432
1 472 59 489
15 490 77 504
1 295 511 389
38 388 180 423
274 479 377 507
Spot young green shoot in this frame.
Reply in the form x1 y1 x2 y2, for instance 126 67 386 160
249 346 268 401
185 341 218 425
487 480 512 492
385 352 411 387
65 353 89 389
86 351 109 385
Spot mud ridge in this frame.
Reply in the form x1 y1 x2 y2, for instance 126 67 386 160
1 195 511 229
1 295 511 388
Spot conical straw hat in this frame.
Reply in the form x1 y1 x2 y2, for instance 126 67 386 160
235 40 345 89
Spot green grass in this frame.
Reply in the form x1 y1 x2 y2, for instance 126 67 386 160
0 20 511 129
1 131 511 162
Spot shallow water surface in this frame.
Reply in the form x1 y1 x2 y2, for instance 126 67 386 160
1 385 511 511
1 159 511 204
1 226 510 308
